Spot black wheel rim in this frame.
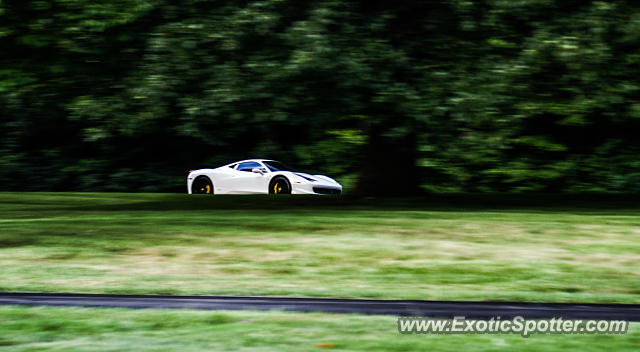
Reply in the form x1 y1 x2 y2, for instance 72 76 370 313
193 178 212 194
272 179 290 194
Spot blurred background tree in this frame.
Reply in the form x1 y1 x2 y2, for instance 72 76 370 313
1 0 639 194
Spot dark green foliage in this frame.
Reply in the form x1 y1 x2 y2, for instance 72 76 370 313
1 0 638 193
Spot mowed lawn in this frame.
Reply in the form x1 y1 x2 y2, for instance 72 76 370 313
0 306 638 352
0 192 639 303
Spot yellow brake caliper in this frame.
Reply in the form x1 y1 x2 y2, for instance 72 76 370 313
205 185 211 194
274 183 279 194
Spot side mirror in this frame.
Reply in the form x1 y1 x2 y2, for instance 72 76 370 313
252 167 265 175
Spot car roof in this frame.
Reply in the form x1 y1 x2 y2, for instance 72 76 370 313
230 159 274 164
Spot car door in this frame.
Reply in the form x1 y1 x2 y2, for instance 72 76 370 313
227 161 269 194
209 165 238 194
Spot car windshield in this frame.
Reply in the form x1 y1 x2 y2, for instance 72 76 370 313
263 160 293 172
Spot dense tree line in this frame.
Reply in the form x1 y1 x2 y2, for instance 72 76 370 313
1 0 639 193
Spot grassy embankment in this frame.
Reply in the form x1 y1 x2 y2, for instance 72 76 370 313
0 306 638 352
0 192 639 302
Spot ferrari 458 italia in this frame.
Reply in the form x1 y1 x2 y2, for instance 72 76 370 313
187 159 342 195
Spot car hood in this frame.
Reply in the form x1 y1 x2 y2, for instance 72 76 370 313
293 172 340 185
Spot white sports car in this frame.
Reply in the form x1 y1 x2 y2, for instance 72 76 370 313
187 159 342 195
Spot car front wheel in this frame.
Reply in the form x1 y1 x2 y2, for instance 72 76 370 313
269 176 291 194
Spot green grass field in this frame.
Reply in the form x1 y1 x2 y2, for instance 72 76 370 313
1 193 639 351
1 193 639 302
1 306 638 352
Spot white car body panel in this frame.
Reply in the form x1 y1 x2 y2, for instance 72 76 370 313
187 159 342 195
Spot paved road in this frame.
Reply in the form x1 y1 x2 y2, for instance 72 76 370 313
1 292 638 320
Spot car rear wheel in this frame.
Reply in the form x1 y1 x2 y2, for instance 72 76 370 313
192 176 214 195
269 176 291 194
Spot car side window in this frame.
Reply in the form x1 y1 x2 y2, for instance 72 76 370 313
236 161 262 172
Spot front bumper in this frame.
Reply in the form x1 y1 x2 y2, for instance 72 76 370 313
291 181 342 195
312 186 342 195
